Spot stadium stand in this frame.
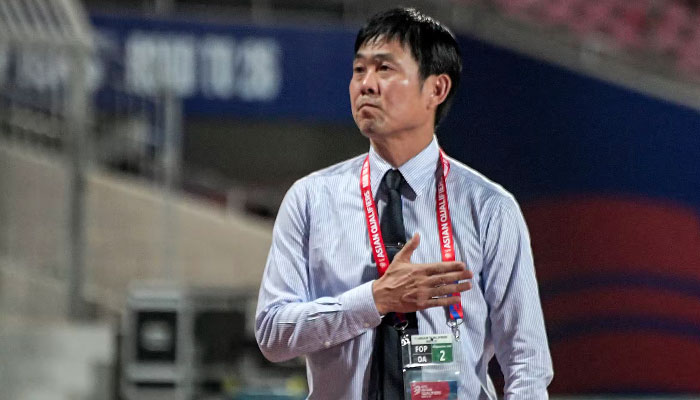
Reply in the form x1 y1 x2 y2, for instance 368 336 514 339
453 0 700 80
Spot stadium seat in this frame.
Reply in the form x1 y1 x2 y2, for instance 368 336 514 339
676 27 700 77
653 2 692 53
541 0 580 27
608 1 648 49
493 0 541 20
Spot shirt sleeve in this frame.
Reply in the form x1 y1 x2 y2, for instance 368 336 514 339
482 196 554 398
255 178 382 363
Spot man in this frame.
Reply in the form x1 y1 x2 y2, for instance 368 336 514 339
256 8 553 399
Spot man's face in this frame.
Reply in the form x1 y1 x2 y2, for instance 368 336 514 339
350 39 434 139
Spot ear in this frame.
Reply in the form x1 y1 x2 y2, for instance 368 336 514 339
424 74 452 110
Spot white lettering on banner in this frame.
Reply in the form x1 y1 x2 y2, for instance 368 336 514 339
200 36 236 99
126 32 196 96
3 27 282 102
16 49 70 90
125 32 157 94
123 31 281 101
235 38 281 101
169 36 197 95
9 45 102 91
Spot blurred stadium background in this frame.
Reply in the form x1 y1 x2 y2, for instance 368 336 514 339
0 0 699 399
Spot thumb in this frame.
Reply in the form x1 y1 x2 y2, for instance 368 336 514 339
394 233 420 262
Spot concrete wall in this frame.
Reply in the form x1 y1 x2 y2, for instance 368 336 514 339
0 143 273 313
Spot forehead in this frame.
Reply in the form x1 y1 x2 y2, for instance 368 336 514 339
354 38 415 61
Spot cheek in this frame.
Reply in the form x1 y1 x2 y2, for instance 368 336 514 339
386 88 419 118
385 80 414 107
349 82 357 106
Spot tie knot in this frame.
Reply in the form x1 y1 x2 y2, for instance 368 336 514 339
384 169 403 191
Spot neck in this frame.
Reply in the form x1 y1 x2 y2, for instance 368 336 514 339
370 132 433 168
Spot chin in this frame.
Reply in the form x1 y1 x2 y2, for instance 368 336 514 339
359 116 390 133
356 121 376 136
360 127 387 140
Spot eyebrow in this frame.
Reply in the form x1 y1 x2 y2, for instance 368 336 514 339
353 52 396 62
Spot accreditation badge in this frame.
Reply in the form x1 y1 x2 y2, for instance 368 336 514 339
401 333 459 400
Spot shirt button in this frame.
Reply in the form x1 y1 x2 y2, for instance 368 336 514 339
364 323 370 328
324 341 331 348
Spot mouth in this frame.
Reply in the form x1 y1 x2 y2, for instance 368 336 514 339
358 103 380 111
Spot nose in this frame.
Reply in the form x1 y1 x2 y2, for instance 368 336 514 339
360 70 378 95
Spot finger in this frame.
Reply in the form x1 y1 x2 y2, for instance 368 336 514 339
429 281 472 298
393 232 420 262
416 295 463 310
423 270 472 287
421 261 466 276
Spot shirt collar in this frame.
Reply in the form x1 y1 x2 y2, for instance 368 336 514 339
368 136 440 197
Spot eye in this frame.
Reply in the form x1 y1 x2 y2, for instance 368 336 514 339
353 65 365 74
378 63 392 71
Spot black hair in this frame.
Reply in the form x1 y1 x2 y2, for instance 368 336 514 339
354 7 462 126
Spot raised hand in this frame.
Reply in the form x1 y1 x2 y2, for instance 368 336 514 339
372 233 473 315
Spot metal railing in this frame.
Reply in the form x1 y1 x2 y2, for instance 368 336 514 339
0 0 184 321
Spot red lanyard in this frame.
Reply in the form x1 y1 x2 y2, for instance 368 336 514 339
360 149 464 322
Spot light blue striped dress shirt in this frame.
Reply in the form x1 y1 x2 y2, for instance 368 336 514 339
256 137 553 399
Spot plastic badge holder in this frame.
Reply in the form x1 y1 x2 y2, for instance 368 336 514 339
402 334 459 400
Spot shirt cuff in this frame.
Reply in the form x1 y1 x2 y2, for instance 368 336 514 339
338 280 383 330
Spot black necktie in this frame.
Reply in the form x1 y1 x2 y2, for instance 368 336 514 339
381 169 407 259
369 169 415 400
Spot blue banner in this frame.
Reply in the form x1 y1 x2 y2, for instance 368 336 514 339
90 13 355 121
